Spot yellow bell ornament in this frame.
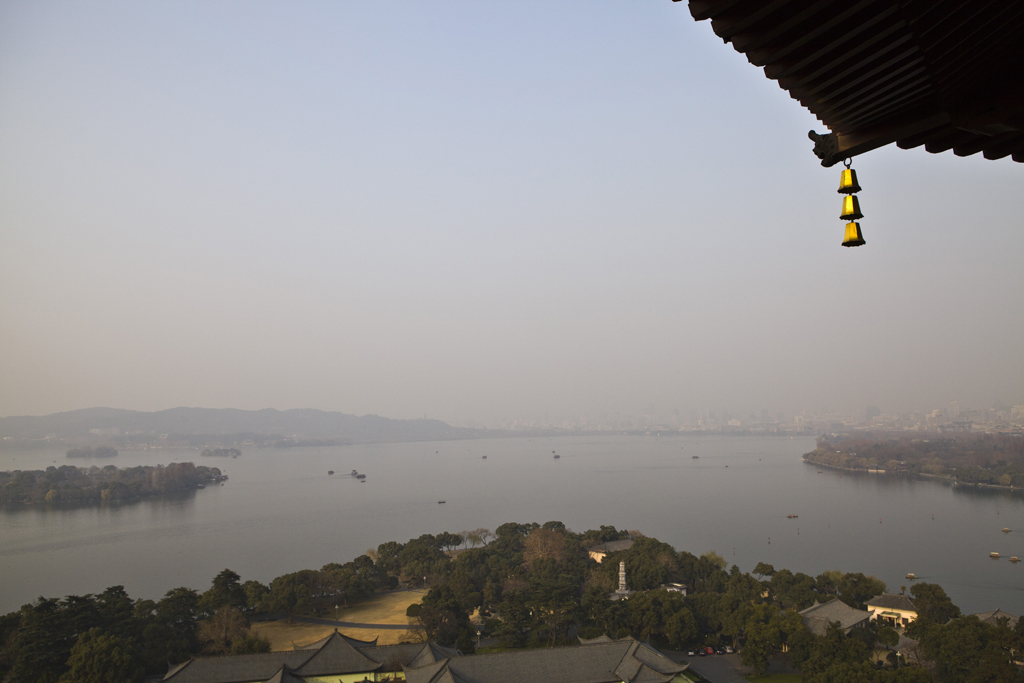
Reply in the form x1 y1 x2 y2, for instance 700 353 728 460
842 222 866 247
838 168 861 194
836 159 865 246
840 194 863 221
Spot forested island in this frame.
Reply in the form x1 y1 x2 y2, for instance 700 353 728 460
65 446 117 458
0 462 224 505
2 522 1021 683
201 448 241 457
805 432 1024 488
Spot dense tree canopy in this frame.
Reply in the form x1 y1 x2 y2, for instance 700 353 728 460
2 520 1013 683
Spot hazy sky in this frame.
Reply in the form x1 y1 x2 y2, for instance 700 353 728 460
1 1 1021 424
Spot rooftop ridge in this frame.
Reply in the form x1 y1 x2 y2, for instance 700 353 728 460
431 637 638 660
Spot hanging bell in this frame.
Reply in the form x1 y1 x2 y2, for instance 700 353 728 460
842 222 866 247
838 169 861 194
840 194 863 220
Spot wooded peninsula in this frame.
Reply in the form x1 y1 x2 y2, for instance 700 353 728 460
0 462 224 505
804 432 1024 487
2 521 1020 683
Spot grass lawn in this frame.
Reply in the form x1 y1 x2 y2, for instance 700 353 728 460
251 589 428 651
332 588 427 625
746 675 803 683
251 620 424 650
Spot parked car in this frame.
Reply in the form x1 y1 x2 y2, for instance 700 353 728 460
725 646 734 654
686 649 697 657
715 647 726 655
698 649 707 656
705 647 715 656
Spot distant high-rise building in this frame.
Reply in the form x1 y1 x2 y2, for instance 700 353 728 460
947 401 960 418
866 405 881 421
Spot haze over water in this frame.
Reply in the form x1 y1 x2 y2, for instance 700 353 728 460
2 435 1022 616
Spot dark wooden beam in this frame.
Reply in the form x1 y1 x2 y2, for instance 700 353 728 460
749 1 894 69
925 130 977 154
710 0 793 42
811 110 949 166
686 0 744 22
731 0 837 54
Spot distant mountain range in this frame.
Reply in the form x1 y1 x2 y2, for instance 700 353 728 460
0 407 487 447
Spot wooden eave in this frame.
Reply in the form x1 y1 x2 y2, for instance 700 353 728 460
682 0 1024 165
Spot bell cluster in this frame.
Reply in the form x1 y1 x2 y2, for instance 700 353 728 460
838 166 865 247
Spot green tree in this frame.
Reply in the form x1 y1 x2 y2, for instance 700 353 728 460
418 585 471 648
742 620 780 675
624 590 695 648
230 633 270 655
136 587 199 670
839 573 887 610
909 583 960 628
59 628 142 683
197 607 250 655
260 574 311 621
198 570 247 615
375 541 405 575
241 581 268 612
919 616 1017 683
6 598 72 683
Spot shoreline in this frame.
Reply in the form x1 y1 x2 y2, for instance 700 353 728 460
802 456 1021 493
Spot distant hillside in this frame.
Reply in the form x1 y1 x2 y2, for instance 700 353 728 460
0 407 484 447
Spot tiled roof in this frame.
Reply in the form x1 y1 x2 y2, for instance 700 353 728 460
292 632 381 676
867 594 917 612
260 666 305 683
799 600 871 636
360 642 457 671
162 650 315 683
686 0 1024 165
163 630 444 683
973 609 1019 628
298 631 378 650
578 635 614 645
404 638 685 683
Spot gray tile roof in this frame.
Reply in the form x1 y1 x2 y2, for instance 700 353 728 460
577 635 614 645
162 650 314 683
403 638 685 683
163 630 447 683
260 666 305 683
866 594 917 612
361 642 457 671
799 600 871 636
291 632 381 676
972 609 1019 628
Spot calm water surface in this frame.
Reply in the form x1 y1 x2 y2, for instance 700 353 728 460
1 435 1022 615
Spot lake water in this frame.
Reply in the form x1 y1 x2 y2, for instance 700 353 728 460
1 435 1022 616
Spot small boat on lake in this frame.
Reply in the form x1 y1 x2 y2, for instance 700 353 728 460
328 470 334 475
1010 557 1020 563
482 455 487 459
787 514 799 519
355 473 366 479
990 552 1001 558
906 573 917 580
553 454 560 459
438 500 445 504
350 469 358 476
1002 528 1011 533
692 456 699 459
